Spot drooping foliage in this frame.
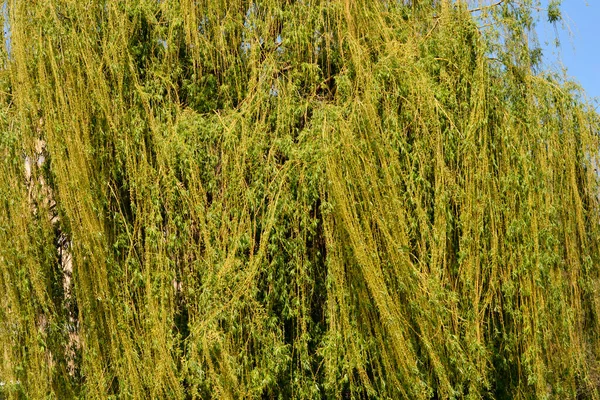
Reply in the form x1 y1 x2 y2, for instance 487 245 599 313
1 0 600 398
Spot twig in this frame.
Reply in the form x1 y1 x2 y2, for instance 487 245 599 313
469 0 505 13
434 0 505 19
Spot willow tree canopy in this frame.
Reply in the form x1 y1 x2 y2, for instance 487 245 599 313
1 0 600 399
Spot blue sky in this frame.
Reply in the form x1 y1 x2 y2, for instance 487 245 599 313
537 1 600 103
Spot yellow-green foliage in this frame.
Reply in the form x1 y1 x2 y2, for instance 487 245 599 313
1 0 600 398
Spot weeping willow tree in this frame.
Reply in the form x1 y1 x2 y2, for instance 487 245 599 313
1 0 600 398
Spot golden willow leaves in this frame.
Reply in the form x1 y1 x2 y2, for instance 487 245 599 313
1 0 599 398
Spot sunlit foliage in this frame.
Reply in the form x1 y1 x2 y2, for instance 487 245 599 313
1 0 600 398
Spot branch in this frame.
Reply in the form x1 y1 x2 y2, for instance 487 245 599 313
434 0 505 20
469 0 505 13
